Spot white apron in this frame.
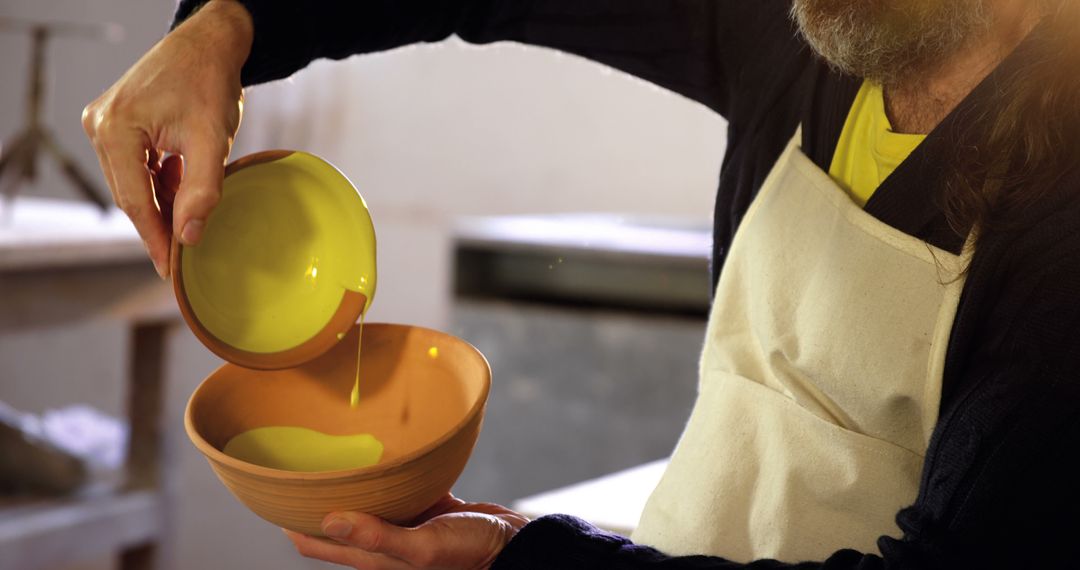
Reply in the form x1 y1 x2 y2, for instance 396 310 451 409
632 132 968 562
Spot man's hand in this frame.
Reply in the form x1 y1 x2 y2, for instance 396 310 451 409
81 0 253 278
283 495 530 570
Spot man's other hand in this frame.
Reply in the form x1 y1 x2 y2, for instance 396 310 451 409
284 495 530 570
82 0 253 278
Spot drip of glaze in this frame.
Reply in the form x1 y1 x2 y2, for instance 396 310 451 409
351 314 365 408
223 426 383 472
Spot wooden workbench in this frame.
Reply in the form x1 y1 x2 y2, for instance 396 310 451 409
0 198 179 570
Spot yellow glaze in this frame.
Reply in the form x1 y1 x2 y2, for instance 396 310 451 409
223 426 384 472
181 152 377 354
351 316 365 408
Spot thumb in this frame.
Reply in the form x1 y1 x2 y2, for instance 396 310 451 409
322 512 435 564
173 134 229 245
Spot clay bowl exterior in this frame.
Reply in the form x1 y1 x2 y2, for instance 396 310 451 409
185 323 491 536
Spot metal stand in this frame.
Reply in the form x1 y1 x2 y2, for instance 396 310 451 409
0 19 124 213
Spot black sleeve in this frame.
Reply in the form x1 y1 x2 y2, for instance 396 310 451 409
171 0 800 117
492 228 1080 569
491 515 862 569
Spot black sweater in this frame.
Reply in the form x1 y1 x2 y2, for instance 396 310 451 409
173 1 1080 568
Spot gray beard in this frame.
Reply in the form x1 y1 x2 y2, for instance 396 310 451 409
790 0 993 85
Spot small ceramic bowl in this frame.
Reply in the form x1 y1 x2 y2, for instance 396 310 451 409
185 323 491 535
171 150 377 370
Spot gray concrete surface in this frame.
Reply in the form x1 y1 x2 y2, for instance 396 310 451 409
451 300 704 506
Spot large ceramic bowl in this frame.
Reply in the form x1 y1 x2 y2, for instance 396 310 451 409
185 323 491 536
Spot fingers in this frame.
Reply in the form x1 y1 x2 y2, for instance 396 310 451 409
83 102 171 278
283 529 411 570
102 133 172 278
172 129 229 246
409 494 467 525
155 154 184 227
323 512 440 567
88 140 119 206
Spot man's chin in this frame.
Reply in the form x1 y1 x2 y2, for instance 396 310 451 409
790 0 990 83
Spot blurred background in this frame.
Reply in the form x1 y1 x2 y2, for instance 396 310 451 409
0 1 725 568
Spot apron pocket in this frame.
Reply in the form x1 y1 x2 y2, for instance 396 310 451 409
634 370 924 562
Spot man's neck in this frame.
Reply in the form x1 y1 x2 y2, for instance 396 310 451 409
884 2 1042 135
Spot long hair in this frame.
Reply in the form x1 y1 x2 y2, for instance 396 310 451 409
944 1 1080 252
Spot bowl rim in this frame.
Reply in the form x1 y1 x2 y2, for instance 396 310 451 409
170 149 372 371
183 322 492 481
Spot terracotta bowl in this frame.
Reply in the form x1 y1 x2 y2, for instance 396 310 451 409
185 323 491 536
170 150 377 371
